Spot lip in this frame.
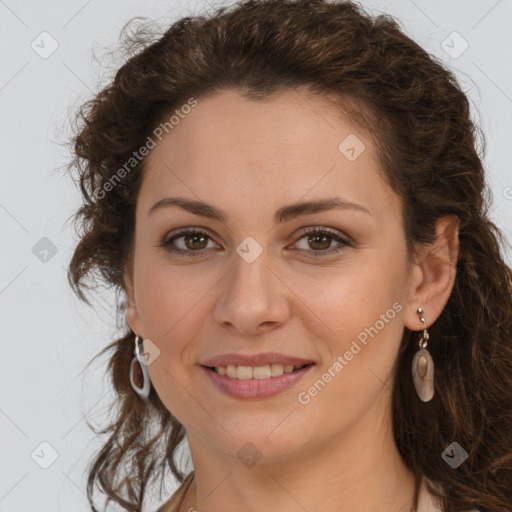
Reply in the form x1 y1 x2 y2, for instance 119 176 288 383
201 352 315 367
201 363 315 399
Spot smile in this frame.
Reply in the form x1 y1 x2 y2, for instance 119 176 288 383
201 363 315 399
211 363 309 379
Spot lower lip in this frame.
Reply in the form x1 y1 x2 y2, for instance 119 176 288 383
201 364 314 399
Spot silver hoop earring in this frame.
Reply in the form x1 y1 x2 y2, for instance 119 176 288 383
129 335 151 399
411 307 435 402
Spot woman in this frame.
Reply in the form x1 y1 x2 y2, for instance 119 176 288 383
66 0 512 511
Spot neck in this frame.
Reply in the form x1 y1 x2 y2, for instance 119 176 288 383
180 397 416 512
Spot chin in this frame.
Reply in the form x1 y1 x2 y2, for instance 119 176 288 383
210 416 312 461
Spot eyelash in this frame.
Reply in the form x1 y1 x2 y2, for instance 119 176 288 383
159 226 352 258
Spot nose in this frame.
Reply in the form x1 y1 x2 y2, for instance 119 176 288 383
213 249 290 335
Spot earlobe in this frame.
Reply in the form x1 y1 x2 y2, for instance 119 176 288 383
404 215 460 330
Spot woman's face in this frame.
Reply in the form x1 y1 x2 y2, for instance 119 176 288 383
126 88 419 462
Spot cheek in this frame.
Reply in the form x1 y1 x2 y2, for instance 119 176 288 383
300 261 406 341
294 272 406 431
296 255 408 398
132 260 210 395
135 263 211 420
134 254 208 336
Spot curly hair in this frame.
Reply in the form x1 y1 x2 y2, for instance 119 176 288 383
65 0 512 511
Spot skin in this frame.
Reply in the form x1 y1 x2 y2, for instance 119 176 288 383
125 88 459 512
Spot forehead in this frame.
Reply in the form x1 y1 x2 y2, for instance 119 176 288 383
138 88 396 222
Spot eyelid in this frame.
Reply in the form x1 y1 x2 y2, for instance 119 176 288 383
160 226 220 251
289 226 352 257
293 225 352 244
159 225 352 257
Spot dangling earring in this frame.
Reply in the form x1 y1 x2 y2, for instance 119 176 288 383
411 307 435 402
129 334 151 399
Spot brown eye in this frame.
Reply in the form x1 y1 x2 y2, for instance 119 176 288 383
160 228 219 256
183 233 208 250
307 233 332 251
159 226 351 258
293 227 351 257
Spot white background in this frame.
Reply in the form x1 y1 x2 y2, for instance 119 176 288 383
0 0 511 510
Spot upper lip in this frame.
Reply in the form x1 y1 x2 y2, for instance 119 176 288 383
201 352 315 367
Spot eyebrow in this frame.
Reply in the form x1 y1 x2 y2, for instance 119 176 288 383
148 196 372 224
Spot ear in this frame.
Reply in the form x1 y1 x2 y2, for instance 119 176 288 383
124 261 143 336
403 215 460 331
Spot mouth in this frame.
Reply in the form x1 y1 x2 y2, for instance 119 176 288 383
205 362 314 380
201 362 315 399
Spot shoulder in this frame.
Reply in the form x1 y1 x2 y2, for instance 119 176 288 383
418 476 481 512
157 472 195 512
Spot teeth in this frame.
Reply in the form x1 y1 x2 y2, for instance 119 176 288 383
213 363 306 379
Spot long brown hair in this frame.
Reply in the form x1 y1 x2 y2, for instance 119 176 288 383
65 1 512 510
